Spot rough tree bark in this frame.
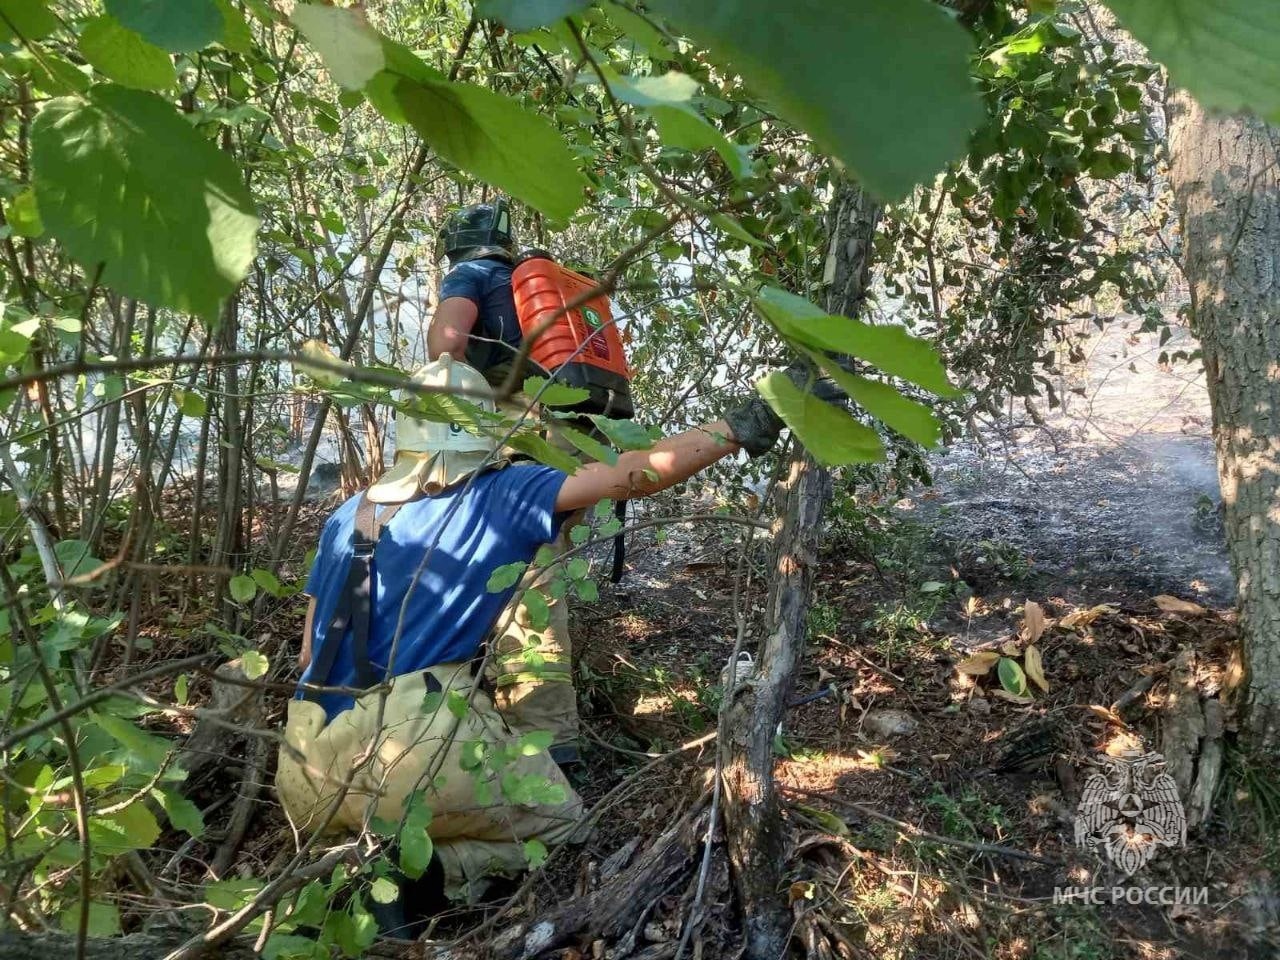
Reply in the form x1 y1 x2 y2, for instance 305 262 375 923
1168 91 1280 753
721 177 880 959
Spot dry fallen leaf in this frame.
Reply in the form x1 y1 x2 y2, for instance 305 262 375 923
1153 594 1207 616
1086 704 1126 725
1060 603 1117 628
1024 644 1049 693
789 881 816 903
1023 600 1047 643
1001 639 1022 657
956 651 1001 676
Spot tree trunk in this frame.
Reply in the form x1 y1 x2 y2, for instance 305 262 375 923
721 177 880 959
722 456 831 960
0 930 262 960
1168 90 1280 753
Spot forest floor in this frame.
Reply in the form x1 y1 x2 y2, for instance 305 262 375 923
130 318 1278 959
552 316 1275 960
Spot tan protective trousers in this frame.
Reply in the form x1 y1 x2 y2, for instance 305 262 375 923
276 664 583 900
490 520 579 748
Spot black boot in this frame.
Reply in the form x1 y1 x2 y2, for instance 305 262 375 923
367 853 446 942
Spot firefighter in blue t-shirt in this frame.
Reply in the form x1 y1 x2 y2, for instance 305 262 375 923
427 199 585 765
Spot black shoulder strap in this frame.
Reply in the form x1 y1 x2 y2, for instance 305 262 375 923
304 494 403 701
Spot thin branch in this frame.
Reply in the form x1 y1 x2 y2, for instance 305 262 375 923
785 787 1061 865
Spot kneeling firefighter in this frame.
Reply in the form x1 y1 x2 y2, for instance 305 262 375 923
275 355 842 934
427 199 633 767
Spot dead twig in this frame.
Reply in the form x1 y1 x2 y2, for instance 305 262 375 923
785 788 1060 866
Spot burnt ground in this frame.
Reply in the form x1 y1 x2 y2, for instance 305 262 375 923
915 316 1232 610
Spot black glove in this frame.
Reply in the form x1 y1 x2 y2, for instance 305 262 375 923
724 364 844 457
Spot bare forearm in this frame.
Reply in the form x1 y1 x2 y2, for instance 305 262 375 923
598 420 739 500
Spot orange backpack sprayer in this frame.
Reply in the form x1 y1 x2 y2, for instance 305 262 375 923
511 250 634 420
512 249 633 581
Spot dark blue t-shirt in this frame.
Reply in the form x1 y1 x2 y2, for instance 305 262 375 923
439 257 521 376
299 464 568 719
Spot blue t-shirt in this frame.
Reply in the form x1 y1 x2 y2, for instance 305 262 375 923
299 464 568 719
439 257 521 376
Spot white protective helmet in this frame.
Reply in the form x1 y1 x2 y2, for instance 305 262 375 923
367 356 502 503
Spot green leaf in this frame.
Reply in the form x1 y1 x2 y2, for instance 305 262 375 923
229 574 257 603
207 877 264 910
477 0 589 31
215 0 253 53
608 71 749 178
251 568 284 596
816 362 941 447
336 900 378 958
518 730 554 756
92 711 173 768
5 188 43 238
446 690 469 720
551 422 617 464
369 876 399 904
242 649 269 680
290 3 386 90
398 792 434 880
506 430 581 473
59 901 121 937
603 4 672 59
650 105 750 178
587 415 658 451
79 15 177 91
90 801 161 855
523 588 551 631
298 339 349 386
524 375 591 407
756 372 884 466
31 86 259 321
53 539 104 580
389 73 586 221
174 673 189 704
0 0 59 41
25 49 92 95
1101 0 1280 121
263 934 326 960
487 561 528 592
756 288 960 397
174 389 207 418
997 656 1028 697
644 0 980 199
153 787 205 837
566 557 589 580
106 0 223 52
709 211 763 247
523 837 549 868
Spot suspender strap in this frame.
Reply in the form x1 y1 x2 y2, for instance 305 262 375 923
348 495 379 689
305 494 403 702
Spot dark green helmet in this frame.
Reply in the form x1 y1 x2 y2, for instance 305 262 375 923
440 199 514 265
